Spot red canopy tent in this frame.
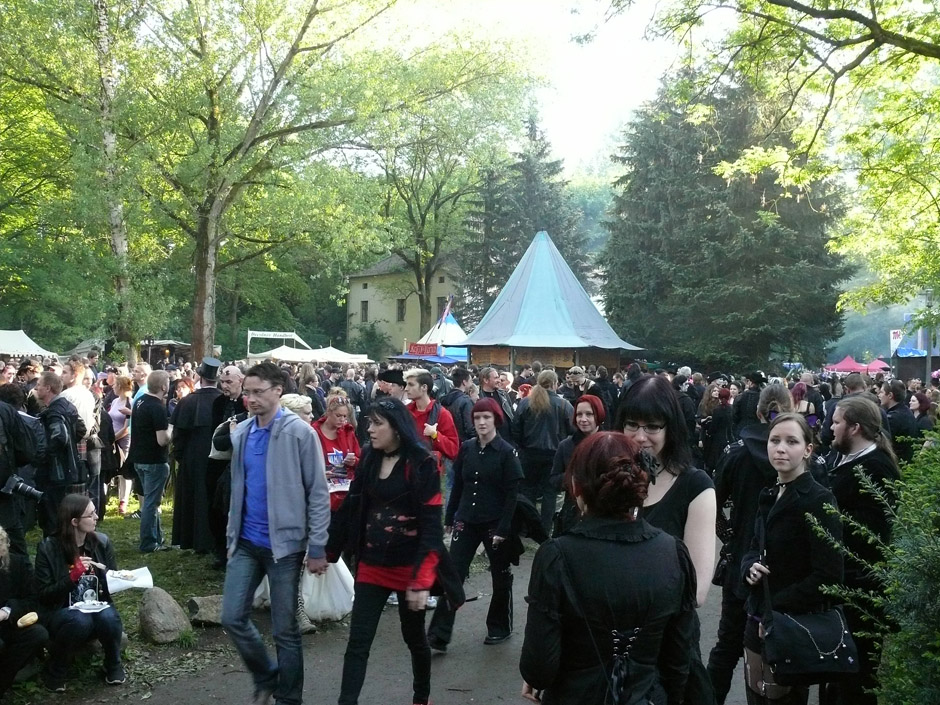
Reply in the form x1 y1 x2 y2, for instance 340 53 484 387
865 358 890 371
826 355 866 372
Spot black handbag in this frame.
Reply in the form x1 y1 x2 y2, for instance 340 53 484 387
757 515 859 687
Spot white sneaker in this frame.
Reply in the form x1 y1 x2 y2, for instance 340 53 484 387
387 593 399 606
426 596 438 609
296 602 317 634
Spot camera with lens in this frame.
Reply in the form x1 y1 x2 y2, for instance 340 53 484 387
1 474 44 502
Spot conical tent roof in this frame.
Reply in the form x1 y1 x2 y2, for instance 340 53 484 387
417 312 467 346
461 232 641 350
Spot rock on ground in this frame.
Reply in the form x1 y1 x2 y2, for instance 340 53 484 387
139 587 192 644
187 595 224 626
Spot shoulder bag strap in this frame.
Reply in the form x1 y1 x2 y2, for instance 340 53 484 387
758 513 775 629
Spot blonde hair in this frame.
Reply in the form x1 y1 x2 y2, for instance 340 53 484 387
326 394 351 413
279 393 312 415
528 370 558 415
114 375 134 395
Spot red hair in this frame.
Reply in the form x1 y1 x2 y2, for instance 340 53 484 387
574 395 606 425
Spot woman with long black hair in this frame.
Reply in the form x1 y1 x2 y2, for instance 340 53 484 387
34 493 126 692
327 397 457 705
615 374 717 703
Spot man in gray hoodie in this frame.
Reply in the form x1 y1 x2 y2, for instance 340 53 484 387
220 361 330 705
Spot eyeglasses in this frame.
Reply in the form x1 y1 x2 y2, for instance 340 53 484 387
80 511 98 519
243 386 274 398
375 400 396 410
623 421 666 435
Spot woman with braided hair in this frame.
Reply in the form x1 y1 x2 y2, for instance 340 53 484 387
520 432 696 704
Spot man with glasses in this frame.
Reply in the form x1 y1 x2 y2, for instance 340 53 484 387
221 361 330 705
129 371 172 553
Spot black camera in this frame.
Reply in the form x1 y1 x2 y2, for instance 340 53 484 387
1 474 44 502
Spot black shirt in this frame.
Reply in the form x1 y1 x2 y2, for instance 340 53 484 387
130 394 169 464
446 435 523 536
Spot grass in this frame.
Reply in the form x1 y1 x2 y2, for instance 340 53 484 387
10 494 232 704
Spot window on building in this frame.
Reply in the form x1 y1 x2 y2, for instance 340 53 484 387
362 282 368 289
360 300 369 322
396 298 406 322
438 276 445 283
437 296 447 316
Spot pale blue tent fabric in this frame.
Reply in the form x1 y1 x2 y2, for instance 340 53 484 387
461 231 642 350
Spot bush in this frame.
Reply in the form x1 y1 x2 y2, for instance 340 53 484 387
878 440 940 703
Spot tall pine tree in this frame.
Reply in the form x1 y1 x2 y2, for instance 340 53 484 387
458 116 588 326
603 80 852 369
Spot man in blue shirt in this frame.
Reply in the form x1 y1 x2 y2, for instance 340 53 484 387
220 362 330 705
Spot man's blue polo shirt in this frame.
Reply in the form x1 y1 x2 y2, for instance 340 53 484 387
240 408 283 549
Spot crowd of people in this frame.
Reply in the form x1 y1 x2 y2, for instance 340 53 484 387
0 351 928 704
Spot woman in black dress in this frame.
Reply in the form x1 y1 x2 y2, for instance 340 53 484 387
616 374 717 703
520 432 696 705
549 395 606 536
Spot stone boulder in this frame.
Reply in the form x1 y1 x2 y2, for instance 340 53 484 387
139 587 191 644
187 595 224 626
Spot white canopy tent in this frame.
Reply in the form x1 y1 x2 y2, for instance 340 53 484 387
247 344 372 364
307 346 373 364
0 329 58 358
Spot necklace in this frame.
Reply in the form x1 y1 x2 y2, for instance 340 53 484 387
381 448 400 460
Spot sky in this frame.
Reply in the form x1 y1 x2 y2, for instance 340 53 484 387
396 0 692 176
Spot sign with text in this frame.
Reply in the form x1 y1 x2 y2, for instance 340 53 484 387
890 329 904 355
408 343 440 357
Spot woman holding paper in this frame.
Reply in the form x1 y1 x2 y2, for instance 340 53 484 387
34 493 126 692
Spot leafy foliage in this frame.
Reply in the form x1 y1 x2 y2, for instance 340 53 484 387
602 78 852 369
457 117 589 327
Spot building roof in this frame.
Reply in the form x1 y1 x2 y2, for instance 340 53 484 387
461 231 642 350
350 254 410 278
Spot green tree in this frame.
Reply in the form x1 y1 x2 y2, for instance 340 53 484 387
458 117 588 326
602 0 940 326
360 42 531 333
603 79 852 369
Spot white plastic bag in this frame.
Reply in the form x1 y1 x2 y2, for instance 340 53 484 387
253 576 270 609
300 558 354 621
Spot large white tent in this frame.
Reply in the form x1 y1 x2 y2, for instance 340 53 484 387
247 345 372 364
0 329 57 358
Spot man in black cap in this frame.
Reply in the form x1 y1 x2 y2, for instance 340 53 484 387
377 368 407 402
732 371 766 437
170 357 222 552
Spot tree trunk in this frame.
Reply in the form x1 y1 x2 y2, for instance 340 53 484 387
192 210 220 361
92 0 136 365
229 288 239 355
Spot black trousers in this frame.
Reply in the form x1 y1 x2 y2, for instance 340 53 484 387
427 519 513 645
519 449 556 533
707 584 748 704
0 622 48 698
339 581 430 705
0 495 27 557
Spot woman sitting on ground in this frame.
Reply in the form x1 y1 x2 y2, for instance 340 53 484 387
34 494 125 692
520 432 696 704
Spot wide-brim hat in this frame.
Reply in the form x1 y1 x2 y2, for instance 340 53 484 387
197 356 222 381
378 369 405 387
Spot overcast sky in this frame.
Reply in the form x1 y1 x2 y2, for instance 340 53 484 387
396 0 689 176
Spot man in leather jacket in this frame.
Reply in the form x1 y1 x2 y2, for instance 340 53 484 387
34 372 85 536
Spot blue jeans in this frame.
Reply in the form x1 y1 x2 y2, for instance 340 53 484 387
135 462 169 552
221 540 305 705
45 605 124 680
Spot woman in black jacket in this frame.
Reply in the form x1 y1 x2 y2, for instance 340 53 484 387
741 414 843 705
0 525 48 700
520 432 695 705
427 397 523 651
549 395 606 537
511 371 575 534
327 398 457 705
34 493 125 692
